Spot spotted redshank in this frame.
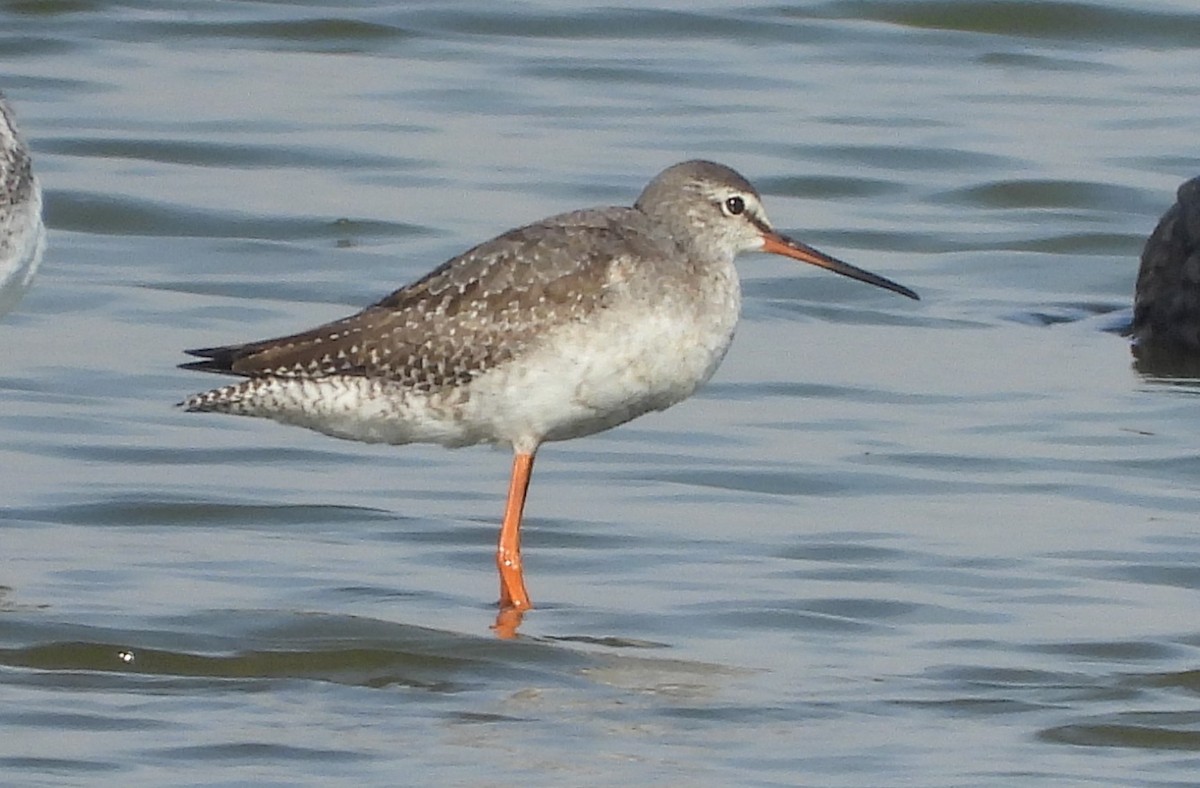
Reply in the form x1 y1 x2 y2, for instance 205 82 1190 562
1132 175 1200 374
0 91 45 319
180 160 918 629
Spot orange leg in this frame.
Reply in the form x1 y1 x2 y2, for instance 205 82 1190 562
496 451 534 612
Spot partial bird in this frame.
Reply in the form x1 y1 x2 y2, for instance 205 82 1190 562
180 160 919 631
0 91 45 319
1132 175 1200 376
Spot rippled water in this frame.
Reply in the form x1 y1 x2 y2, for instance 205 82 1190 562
3 2 1200 785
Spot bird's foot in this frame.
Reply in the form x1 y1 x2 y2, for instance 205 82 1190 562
492 605 526 639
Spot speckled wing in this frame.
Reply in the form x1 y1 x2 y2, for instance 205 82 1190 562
0 92 44 318
0 98 36 210
181 208 670 391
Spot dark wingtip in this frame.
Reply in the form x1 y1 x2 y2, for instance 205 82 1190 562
183 346 221 359
179 346 237 374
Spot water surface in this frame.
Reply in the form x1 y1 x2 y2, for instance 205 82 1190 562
2 2 1199 785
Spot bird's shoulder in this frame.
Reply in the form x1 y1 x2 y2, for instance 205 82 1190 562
376 207 672 310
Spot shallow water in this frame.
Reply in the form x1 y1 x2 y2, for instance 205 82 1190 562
3 2 1200 785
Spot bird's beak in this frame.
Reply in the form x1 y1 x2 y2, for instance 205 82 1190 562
761 232 919 301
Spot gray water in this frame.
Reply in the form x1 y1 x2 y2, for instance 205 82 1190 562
3 2 1200 785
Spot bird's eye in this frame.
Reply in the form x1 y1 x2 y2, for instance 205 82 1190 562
723 196 745 216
